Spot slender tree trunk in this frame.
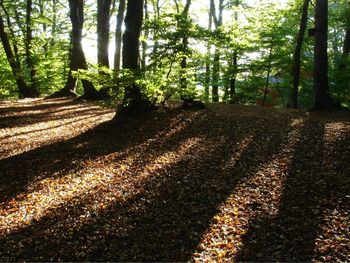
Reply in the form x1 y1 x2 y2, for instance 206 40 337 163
97 0 112 69
114 0 125 72
262 44 273 107
339 6 350 70
291 0 310 109
38 0 48 54
204 1 213 101
176 0 191 98
211 0 223 102
212 50 220 102
0 1 20 67
25 0 37 91
229 51 237 102
50 0 57 48
141 0 149 70
229 1 239 103
0 16 36 98
53 0 98 98
313 0 335 110
152 0 160 69
342 29 350 58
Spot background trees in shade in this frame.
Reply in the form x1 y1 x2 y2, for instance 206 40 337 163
0 0 348 110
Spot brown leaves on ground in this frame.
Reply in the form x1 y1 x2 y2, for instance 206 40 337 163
0 98 349 262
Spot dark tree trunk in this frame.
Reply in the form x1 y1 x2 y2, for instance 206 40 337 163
291 0 310 109
212 50 220 102
114 0 125 72
97 0 112 68
229 1 239 103
335 5 350 100
123 0 143 70
313 0 335 110
120 0 150 111
229 51 237 102
53 0 98 99
339 16 350 70
26 0 37 91
0 16 37 98
342 29 350 57
262 44 273 107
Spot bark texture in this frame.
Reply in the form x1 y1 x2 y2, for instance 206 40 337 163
97 0 112 68
54 0 98 99
313 0 335 110
120 0 151 111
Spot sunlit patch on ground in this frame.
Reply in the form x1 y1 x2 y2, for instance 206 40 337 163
0 100 349 261
0 98 114 159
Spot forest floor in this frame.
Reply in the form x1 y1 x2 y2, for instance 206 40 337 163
0 98 349 262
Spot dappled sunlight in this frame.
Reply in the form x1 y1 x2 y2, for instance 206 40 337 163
0 99 114 159
0 136 203 236
192 116 307 261
0 101 349 261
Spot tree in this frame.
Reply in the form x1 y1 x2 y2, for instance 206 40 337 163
25 0 37 91
204 2 214 101
0 7 38 98
97 0 112 69
52 0 99 99
228 0 240 103
339 2 350 69
174 0 192 97
211 0 224 102
120 0 150 112
291 0 310 109
313 0 336 110
114 0 125 72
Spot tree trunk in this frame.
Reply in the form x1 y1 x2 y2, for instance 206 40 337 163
97 0 112 69
141 0 149 70
211 0 224 102
342 29 350 58
212 50 220 102
313 0 335 110
175 0 191 98
204 1 214 101
229 1 239 103
25 0 37 91
114 0 125 73
53 0 98 99
121 0 150 111
151 0 160 69
229 51 237 103
114 0 125 72
339 5 350 70
291 0 310 109
0 15 37 98
262 44 273 107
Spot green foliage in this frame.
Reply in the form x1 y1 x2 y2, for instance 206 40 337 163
0 0 348 107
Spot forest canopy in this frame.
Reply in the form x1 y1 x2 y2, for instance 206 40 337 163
0 0 349 110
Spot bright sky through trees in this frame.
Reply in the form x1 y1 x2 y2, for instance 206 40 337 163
82 0 288 65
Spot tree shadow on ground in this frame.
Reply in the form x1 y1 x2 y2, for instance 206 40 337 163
236 115 350 261
0 106 295 261
0 102 106 129
0 108 190 203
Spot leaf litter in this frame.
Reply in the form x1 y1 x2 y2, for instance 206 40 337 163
0 99 349 261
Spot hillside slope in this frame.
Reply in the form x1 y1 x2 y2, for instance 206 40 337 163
0 99 349 261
